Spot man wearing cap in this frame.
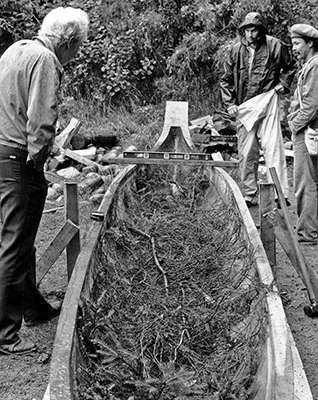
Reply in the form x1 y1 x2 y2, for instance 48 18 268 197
220 12 295 207
288 24 318 244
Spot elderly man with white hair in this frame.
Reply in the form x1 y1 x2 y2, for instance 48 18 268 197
0 7 89 355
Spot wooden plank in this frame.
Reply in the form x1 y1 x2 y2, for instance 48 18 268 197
107 157 238 167
65 183 80 280
269 167 318 303
265 206 318 300
259 183 276 267
55 118 82 149
71 147 97 159
63 148 100 168
37 219 79 286
45 171 77 185
153 101 195 152
45 171 65 184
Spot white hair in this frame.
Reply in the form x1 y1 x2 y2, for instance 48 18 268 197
38 7 89 46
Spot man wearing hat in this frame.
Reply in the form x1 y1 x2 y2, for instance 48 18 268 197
288 23 318 244
220 12 296 207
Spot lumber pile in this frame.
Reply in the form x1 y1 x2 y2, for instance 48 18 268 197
45 118 135 206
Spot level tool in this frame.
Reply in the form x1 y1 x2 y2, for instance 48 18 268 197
107 151 238 167
124 151 212 160
208 135 237 143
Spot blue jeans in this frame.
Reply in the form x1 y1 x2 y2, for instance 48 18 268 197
0 145 53 344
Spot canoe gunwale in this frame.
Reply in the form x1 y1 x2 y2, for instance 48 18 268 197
48 164 137 400
212 166 313 400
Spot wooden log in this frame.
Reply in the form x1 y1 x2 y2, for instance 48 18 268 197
37 219 79 286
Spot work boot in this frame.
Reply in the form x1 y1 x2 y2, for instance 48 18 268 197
0 337 37 355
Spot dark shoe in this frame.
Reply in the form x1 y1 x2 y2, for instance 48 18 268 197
245 199 258 208
0 338 37 355
24 305 61 327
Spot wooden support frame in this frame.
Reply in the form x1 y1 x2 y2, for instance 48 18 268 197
37 220 79 286
37 180 81 286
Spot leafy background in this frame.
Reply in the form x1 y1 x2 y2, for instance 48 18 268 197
1 0 318 139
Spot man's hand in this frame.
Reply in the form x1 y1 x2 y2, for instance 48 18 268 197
51 143 61 157
306 127 318 141
274 83 284 94
227 105 238 117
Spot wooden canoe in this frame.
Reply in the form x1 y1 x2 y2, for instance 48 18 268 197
44 101 313 400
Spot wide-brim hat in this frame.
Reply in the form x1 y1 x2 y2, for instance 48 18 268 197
290 23 318 40
239 12 266 32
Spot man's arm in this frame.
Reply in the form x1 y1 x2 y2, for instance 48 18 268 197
219 46 238 113
26 52 61 170
288 64 318 135
279 41 297 92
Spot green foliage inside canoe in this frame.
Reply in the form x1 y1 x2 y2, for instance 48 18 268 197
76 165 267 399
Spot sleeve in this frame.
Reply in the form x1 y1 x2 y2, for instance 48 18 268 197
288 64 318 135
26 52 61 170
219 46 237 110
279 42 297 92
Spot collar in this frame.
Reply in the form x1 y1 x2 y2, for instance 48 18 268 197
241 34 266 49
34 35 63 73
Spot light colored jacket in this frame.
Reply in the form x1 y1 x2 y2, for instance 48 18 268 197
288 55 318 135
0 37 63 169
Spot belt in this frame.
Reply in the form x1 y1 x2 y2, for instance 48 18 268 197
0 144 28 161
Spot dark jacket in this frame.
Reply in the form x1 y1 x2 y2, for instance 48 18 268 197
220 34 296 110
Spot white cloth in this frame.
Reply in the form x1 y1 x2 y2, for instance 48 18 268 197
238 89 289 197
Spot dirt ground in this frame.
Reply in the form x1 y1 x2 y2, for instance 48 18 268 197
1 161 318 400
0 199 95 400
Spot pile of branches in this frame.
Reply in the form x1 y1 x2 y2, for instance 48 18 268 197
77 166 267 400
